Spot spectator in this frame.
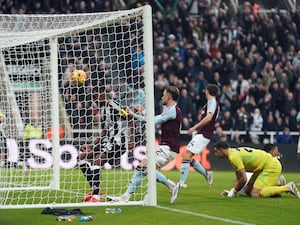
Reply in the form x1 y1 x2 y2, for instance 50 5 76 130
276 117 286 132
259 92 275 118
263 113 277 132
231 73 250 101
178 88 194 120
230 130 244 144
243 94 257 114
286 108 298 131
250 108 263 132
297 110 300 125
5 0 300 145
194 72 208 107
220 110 235 130
292 50 300 69
235 106 250 131
212 125 225 143
219 84 235 112
283 91 295 117
276 127 293 144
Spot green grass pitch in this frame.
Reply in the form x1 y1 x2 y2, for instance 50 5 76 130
1 170 300 225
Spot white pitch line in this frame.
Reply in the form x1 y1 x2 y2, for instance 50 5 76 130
156 205 256 225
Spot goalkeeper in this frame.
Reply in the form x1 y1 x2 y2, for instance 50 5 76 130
214 141 300 198
107 86 182 204
231 143 286 197
78 87 135 202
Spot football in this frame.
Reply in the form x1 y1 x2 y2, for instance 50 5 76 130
71 69 87 85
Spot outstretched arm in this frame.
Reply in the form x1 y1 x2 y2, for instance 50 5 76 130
154 106 176 125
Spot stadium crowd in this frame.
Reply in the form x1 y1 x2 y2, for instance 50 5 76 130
2 0 300 144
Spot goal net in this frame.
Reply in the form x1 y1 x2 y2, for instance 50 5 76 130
0 5 156 209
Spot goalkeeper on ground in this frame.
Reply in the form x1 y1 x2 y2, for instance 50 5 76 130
225 143 286 197
214 141 300 198
107 86 182 204
78 87 135 202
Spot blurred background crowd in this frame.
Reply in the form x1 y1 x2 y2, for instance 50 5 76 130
2 0 300 145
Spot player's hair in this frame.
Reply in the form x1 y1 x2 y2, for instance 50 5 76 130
166 86 180 101
206 84 219 96
263 143 276 152
214 141 230 149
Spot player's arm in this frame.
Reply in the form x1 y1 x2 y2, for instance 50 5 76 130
127 105 176 125
92 129 107 145
233 168 248 192
188 112 213 135
225 168 248 197
154 106 176 125
188 100 217 135
81 129 107 151
126 107 145 122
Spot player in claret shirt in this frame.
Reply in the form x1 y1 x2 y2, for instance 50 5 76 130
107 86 182 204
178 84 220 190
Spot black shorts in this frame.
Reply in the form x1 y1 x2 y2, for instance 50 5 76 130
94 141 126 167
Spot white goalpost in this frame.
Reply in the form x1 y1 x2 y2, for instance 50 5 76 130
0 5 156 209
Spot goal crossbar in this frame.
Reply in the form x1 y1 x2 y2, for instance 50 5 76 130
0 8 144 48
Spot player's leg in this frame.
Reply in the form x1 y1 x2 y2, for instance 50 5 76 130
252 160 300 198
180 149 193 187
78 144 104 202
126 161 147 199
78 159 100 201
180 134 211 187
156 146 177 189
108 163 147 202
156 171 176 191
107 145 179 203
155 145 179 204
107 158 148 202
191 159 213 187
106 143 142 202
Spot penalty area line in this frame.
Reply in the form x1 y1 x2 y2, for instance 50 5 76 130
156 205 255 225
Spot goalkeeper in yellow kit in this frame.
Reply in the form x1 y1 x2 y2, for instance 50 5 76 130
214 141 300 198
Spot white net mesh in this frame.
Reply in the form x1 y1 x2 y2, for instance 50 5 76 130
0 6 152 208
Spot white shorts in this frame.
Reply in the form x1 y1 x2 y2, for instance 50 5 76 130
155 145 177 168
187 134 210 154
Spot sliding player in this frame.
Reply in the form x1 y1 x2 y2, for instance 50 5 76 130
78 87 134 202
107 86 182 204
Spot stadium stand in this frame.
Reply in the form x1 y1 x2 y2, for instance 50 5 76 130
2 0 300 144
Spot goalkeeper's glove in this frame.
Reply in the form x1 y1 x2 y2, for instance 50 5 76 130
227 188 237 197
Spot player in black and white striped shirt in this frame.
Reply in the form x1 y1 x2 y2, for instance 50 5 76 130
79 87 134 202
